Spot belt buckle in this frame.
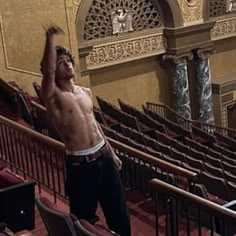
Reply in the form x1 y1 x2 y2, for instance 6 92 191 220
85 155 95 163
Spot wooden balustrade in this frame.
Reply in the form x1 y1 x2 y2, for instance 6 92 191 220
146 102 236 137
150 178 236 236
0 115 197 202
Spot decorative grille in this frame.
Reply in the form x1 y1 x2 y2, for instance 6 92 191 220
84 0 163 41
209 0 227 17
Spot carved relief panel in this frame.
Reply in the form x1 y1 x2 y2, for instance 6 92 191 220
78 0 166 69
177 0 202 24
83 0 163 41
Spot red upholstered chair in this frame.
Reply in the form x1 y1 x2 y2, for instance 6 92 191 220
35 197 118 236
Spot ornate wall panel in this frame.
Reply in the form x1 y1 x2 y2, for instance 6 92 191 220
86 33 166 69
211 17 236 40
83 0 163 41
177 0 202 24
0 0 71 76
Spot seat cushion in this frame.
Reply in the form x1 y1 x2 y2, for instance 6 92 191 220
0 169 23 189
78 220 118 236
39 197 118 236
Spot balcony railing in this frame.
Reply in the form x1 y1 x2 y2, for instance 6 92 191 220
150 178 236 236
0 115 197 202
146 102 236 137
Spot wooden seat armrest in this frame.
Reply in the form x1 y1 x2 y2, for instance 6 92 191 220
15 230 33 236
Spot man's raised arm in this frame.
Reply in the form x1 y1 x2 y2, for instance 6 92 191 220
40 26 64 101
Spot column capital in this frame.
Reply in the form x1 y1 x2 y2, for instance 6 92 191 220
162 52 193 65
196 47 215 60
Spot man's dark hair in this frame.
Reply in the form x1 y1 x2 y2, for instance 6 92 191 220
56 46 75 66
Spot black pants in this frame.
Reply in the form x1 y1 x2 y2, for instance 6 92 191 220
65 150 131 236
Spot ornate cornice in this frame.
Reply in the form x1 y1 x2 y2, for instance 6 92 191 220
164 21 215 55
211 17 236 40
85 33 167 69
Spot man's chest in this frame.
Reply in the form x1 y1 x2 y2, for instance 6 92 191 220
60 91 93 114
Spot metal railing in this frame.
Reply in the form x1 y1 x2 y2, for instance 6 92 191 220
3 115 236 235
0 115 197 202
150 178 236 236
146 102 236 137
0 115 65 201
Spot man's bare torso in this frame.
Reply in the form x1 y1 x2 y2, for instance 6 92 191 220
45 85 103 151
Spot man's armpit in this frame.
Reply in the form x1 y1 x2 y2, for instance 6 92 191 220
46 93 60 109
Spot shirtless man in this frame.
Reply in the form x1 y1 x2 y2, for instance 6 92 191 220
40 26 131 236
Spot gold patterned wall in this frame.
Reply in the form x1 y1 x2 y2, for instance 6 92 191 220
177 0 203 25
211 17 236 40
90 57 168 109
0 0 236 110
0 0 79 94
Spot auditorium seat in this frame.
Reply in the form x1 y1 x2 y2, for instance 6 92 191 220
213 143 236 159
129 140 146 152
162 155 182 167
116 133 131 146
171 140 190 155
204 162 225 179
100 124 117 140
189 148 206 162
157 142 172 156
185 155 206 172
204 154 222 169
94 108 107 126
215 132 236 152
36 197 118 236
191 126 216 147
227 182 236 201
171 148 186 163
143 135 159 150
182 162 202 176
222 161 236 175
145 147 162 158
224 171 236 183
199 172 229 202
32 82 44 105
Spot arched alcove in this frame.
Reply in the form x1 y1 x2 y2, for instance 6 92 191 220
75 0 183 47
153 0 183 28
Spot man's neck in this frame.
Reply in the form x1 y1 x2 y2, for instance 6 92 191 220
58 79 74 92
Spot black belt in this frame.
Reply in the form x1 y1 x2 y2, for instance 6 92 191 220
66 144 109 164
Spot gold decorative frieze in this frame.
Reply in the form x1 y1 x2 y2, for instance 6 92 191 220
178 0 202 24
86 33 167 69
211 17 236 40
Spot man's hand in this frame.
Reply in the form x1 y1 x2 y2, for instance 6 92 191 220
40 25 65 75
113 155 122 170
43 25 65 37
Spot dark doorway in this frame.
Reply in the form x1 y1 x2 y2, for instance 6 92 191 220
227 103 236 129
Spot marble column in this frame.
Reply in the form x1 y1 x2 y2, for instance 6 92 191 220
195 49 215 124
163 54 192 120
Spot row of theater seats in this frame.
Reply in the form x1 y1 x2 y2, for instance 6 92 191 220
100 122 236 203
0 79 61 141
121 96 236 152
95 97 236 203
95 96 236 160
97 96 236 153
2 79 236 204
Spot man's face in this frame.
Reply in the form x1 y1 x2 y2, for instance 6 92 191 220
56 54 74 81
